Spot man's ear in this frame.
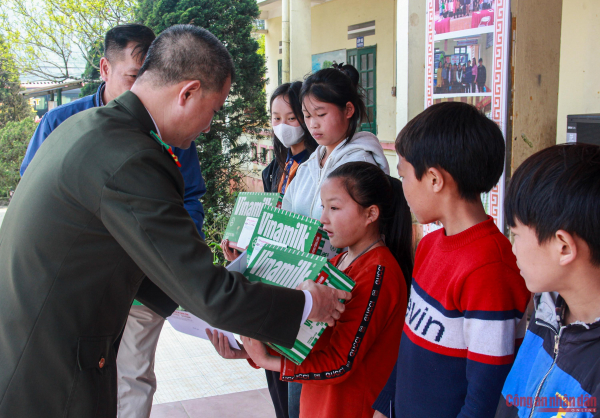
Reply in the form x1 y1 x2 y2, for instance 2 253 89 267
555 230 578 266
177 80 202 106
99 57 110 82
427 166 445 194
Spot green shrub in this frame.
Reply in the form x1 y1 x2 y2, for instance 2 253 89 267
0 117 35 198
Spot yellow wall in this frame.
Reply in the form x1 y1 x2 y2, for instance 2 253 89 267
556 0 600 143
265 15 283 103
264 0 398 144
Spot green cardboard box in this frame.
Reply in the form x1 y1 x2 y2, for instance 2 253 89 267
247 206 341 260
244 244 355 365
223 192 282 250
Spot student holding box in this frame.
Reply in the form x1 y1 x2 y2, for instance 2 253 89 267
242 162 413 418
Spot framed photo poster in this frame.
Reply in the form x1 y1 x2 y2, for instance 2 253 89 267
424 0 511 233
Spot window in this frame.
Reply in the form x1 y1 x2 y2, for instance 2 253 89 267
261 147 268 164
278 59 282 86
347 46 377 135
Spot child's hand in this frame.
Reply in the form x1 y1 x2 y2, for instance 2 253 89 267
240 336 280 371
240 336 268 362
206 329 248 360
221 239 240 261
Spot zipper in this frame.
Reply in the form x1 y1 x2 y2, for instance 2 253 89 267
309 149 330 217
528 324 564 418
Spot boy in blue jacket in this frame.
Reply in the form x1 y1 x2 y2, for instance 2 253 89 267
495 143 600 418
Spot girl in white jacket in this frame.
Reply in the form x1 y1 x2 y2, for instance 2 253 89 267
282 63 389 418
282 64 389 220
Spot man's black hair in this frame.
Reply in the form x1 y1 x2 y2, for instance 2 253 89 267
505 144 600 266
395 101 505 201
137 24 235 92
104 24 156 63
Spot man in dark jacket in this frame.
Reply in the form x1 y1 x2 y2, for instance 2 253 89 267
19 24 205 418
0 24 349 417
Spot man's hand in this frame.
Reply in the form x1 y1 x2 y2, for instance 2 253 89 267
206 329 248 360
297 281 352 327
220 239 241 262
373 411 388 418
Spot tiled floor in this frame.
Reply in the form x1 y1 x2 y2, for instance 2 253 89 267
152 322 276 417
150 389 276 418
153 321 270 404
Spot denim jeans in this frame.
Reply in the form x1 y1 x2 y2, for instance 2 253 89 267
287 382 302 418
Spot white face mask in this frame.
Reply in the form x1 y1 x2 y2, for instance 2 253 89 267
273 123 305 148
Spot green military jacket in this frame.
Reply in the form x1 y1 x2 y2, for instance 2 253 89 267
0 91 305 417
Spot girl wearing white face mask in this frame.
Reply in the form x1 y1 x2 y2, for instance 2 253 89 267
221 82 318 261
263 81 318 194
217 82 317 418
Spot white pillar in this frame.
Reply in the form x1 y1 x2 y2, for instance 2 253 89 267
396 0 425 134
396 0 410 134
290 0 312 81
282 0 290 83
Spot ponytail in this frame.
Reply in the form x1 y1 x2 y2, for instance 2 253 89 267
300 64 367 144
328 162 414 292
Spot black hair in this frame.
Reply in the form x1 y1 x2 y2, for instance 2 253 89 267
300 63 367 144
104 24 156 63
137 24 235 91
396 101 505 201
328 162 414 292
268 82 318 192
505 143 600 266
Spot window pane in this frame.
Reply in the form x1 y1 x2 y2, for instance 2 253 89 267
368 53 374 70
361 72 367 88
368 72 374 88
361 54 367 71
368 89 374 104
369 107 375 121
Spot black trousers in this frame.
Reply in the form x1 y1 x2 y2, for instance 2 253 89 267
266 370 289 418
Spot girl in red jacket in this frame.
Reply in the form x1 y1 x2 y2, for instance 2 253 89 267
242 161 413 418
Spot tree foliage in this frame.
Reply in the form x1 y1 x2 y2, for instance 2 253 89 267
0 37 32 129
1 0 134 82
138 0 269 237
80 41 104 97
0 118 36 198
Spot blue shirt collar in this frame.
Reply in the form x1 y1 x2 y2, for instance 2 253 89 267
95 82 106 107
287 148 309 164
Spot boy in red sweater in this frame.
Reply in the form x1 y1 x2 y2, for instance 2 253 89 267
373 102 530 418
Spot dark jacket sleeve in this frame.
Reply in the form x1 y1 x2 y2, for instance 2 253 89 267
134 278 179 318
373 363 397 417
262 159 279 193
99 149 304 347
20 114 55 176
173 145 206 238
138 145 206 318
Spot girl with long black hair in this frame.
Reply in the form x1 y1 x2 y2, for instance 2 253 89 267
242 162 413 418
216 82 317 418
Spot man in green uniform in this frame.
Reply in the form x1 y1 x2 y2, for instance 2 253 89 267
0 25 350 417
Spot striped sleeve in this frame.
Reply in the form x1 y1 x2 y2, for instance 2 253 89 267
458 262 530 418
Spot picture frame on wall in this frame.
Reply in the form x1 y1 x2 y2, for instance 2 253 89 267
425 0 511 233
